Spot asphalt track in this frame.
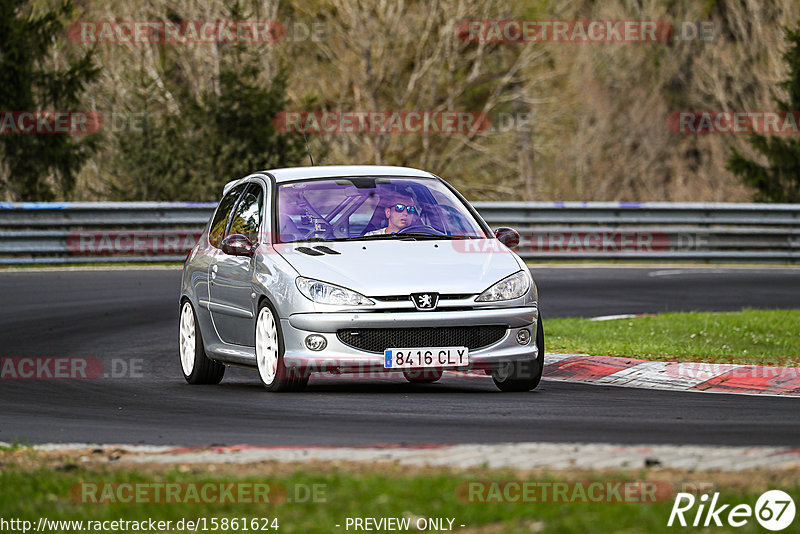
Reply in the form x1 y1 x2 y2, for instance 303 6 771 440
1 266 799 447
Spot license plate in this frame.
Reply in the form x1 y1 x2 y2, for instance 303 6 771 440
383 347 469 369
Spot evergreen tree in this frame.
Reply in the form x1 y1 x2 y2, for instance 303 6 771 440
727 23 800 202
111 4 307 201
112 60 306 201
0 0 100 200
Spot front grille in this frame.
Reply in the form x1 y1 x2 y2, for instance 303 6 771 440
372 294 474 302
337 325 507 353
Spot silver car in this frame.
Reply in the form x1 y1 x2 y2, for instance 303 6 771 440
179 165 543 392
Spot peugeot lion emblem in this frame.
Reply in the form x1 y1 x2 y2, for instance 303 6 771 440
411 292 439 310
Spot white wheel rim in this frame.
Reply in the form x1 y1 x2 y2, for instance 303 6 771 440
256 307 279 385
179 302 196 376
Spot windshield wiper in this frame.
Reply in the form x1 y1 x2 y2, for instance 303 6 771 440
388 233 468 240
354 234 417 241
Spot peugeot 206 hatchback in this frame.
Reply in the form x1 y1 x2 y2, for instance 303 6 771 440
179 166 543 392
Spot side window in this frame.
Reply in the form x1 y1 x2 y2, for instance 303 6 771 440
209 184 246 248
228 184 264 244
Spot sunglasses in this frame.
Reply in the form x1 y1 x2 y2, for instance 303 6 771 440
392 204 418 214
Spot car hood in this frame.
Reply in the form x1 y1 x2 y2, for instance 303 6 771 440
274 239 523 296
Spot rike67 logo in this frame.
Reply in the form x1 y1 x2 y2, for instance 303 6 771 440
668 490 795 531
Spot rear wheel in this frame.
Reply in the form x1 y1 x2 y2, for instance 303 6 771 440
179 300 225 384
255 300 308 392
492 317 544 392
403 368 443 384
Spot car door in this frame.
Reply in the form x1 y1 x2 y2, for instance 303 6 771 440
208 181 265 346
199 182 246 322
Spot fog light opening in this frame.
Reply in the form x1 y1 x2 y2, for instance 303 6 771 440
516 328 531 345
305 334 327 351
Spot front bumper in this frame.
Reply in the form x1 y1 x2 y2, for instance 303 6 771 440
281 306 538 374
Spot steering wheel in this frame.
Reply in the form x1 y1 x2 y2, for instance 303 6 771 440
398 224 445 236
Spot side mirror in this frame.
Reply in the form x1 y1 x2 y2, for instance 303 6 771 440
494 227 520 249
221 234 255 257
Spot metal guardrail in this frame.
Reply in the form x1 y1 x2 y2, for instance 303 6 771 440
0 202 215 265
0 201 798 264
475 201 800 262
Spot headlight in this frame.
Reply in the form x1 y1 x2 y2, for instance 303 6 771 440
296 277 374 306
476 271 530 302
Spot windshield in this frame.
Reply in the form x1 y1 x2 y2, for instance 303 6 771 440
276 176 488 243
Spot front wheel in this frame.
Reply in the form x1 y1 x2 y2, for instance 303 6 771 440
492 317 544 392
179 300 225 384
255 301 308 392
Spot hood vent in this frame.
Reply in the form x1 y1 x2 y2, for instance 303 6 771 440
296 247 325 256
295 245 341 256
313 246 341 255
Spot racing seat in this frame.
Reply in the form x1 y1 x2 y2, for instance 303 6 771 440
361 206 389 235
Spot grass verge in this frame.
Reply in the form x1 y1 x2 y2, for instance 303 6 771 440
0 452 798 534
547 309 800 366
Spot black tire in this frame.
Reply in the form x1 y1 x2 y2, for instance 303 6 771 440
179 300 225 385
492 316 544 392
403 368 444 384
288 374 310 392
255 299 309 392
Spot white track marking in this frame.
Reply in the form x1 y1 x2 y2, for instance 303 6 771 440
588 314 642 321
6 441 800 471
117 443 800 471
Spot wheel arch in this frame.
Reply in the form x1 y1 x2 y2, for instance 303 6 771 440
179 293 219 362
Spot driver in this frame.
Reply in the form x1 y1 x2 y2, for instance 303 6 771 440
364 194 418 236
